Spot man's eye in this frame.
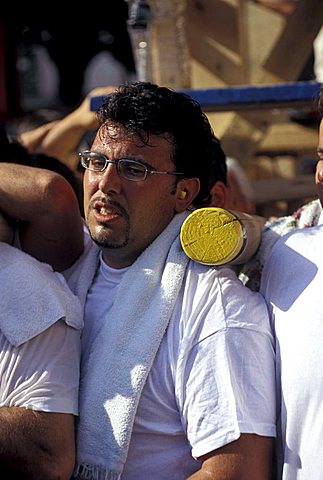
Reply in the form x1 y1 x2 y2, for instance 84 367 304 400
125 163 145 176
91 158 105 169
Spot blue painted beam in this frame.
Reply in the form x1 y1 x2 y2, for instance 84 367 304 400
90 81 321 112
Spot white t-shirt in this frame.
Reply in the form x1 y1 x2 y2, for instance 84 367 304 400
260 224 323 479
0 244 82 414
0 320 81 414
83 254 276 479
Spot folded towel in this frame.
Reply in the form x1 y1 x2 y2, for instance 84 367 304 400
72 211 190 479
0 243 83 346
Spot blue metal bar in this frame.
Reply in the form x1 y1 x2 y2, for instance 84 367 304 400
90 81 321 112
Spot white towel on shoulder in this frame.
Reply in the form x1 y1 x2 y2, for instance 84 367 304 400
72 212 190 480
0 243 83 346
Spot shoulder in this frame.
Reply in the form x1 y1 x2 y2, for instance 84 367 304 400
265 223 323 265
0 242 69 293
260 224 323 297
0 241 53 271
0 243 83 346
182 261 270 334
186 260 263 300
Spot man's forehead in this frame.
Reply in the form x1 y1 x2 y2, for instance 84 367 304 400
93 125 173 150
96 122 125 141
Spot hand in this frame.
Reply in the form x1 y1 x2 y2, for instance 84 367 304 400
252 0 297 16
74 86 117 130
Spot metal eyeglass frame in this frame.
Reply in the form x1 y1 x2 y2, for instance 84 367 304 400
79 150 185 182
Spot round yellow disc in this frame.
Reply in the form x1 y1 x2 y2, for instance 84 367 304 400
180 207 244 265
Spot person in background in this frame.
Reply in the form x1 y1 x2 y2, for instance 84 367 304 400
223 156 256 214
7 86 117 215
259 84 323 479
233 86 323 292
19 86 116 172
0 81 276 479
0 212 83 478
0 122 84 216
250 0 298 16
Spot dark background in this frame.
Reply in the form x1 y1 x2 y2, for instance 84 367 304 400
0 3 136 120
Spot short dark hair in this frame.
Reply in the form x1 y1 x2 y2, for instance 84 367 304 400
97 82 227 207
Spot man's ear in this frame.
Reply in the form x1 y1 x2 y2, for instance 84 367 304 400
209 181 228 208
174 178 200 212
315 159 323 208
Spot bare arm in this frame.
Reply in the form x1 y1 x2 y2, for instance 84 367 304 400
28 86 116 170
0 408 75 480
19 120 59 153
188 434 273 480
0 163 83 271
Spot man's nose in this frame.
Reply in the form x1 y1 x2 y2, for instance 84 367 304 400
98 162 122 195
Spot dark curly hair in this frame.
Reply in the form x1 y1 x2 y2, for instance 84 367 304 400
97 82 227 207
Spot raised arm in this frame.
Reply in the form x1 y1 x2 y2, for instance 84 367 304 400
21 86 116 171
19 120 59 153
0 163 83 271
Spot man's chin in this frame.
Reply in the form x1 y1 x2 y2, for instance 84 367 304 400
89 232 127 250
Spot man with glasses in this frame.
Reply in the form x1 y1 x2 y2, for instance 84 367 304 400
0 82 276 479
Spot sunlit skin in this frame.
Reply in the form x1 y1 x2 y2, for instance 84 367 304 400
315 118 323 207
83 123 199 269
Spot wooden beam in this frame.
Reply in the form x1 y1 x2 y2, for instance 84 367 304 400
146 0 191 87
261 0 323 82
253 174 317 204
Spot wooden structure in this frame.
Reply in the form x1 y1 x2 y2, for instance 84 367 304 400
126 0 323 214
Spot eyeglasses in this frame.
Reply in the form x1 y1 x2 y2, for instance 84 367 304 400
79 150 185 182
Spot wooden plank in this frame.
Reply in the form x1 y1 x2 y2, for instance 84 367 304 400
128 0 191 88
196 0 323 164
236 0 249 83
186 0 240 54
259 122 319 153
186 0 243 85
187 28 242 86
253 174 317 204
261 0 323 82
187 0 285 87
246 1 285 83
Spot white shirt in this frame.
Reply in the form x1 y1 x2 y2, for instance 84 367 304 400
0 320 81 414
0 243 82 414
261 224 323 479
83 255 276 479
